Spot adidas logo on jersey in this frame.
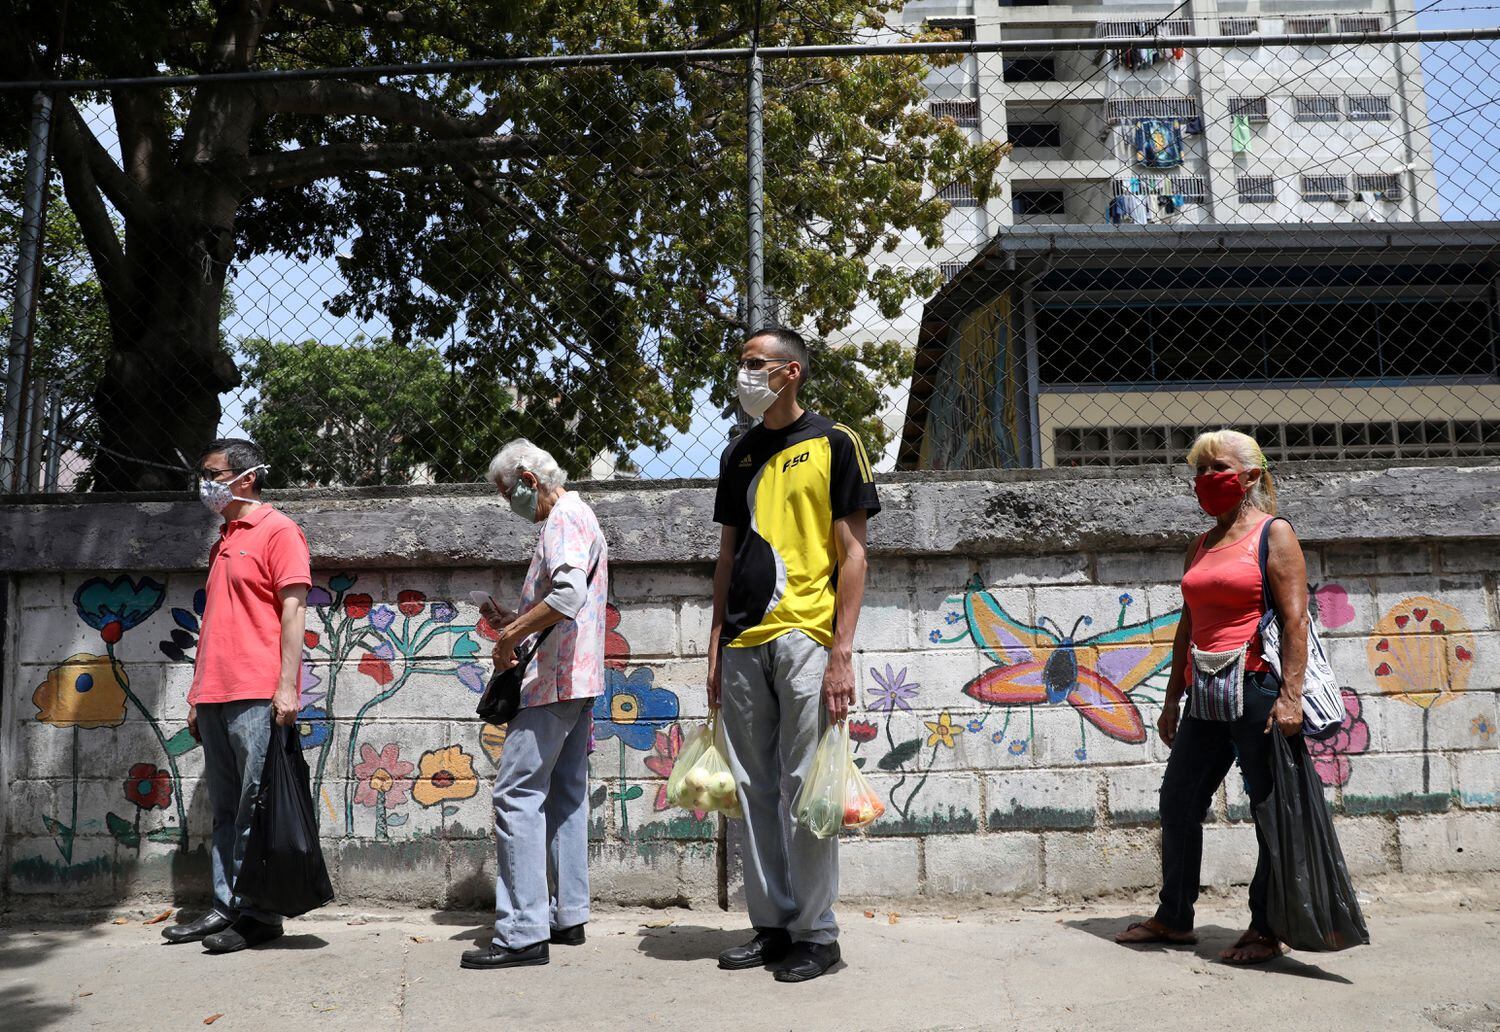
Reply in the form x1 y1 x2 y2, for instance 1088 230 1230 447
739 455 754 467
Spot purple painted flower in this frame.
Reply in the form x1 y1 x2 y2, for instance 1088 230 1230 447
928 629 943 644
1008 739 1029 756
369 605 397 633
456 662 485 694
373 641 396 661
430 601 457 624
867 664 919 713
300 650 323 702
306 586 334 607
966 718 985 733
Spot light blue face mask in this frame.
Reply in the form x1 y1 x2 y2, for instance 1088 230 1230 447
508 477 538 521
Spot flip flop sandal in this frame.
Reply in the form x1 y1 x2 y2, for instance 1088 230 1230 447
1220 931 1285 965
1115 920 1199 945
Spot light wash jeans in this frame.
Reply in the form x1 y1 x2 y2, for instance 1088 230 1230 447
492 698 593 948
720 631 838 945
196 700 281 925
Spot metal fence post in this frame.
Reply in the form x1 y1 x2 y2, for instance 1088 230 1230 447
1 90 53 493
746 34 766 332
43 385 62 492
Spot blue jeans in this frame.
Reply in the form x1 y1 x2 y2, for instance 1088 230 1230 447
1154 671 1284 935
196 700 281 925
492 698 592 948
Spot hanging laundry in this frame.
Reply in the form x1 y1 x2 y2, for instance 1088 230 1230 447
1133 118 1184 169
1184 116 1205 136
1231 114 1253 154
1173 46 1186 60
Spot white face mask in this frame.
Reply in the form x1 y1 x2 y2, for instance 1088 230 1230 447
736 365 787 420
199 465 267 514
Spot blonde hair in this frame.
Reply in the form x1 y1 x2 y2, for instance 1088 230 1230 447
1186 429 1278 515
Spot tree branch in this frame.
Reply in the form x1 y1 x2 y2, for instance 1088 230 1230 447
253 78 472 136
244 134 566 190
53 101 155 226
49 131 131 330
277 0 507 55
111 90 172 196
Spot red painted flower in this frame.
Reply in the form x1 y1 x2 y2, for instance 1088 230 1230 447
100 620 123 645
124 763 172 810
1306 689 1371 787
848 719 879 744
343 593 374 619
304 630 321 649
358 651 395 686
643 724 685 811
476 615 501 641
605 604 630 669
397 590 427 616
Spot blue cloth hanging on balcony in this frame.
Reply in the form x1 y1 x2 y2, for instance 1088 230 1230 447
1133 118 1184 169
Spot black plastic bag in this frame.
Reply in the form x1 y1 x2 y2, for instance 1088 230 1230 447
1256 731 1369 952
234 723 335 918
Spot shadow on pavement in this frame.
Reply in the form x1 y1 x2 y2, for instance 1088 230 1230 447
633 924 750 962
1062 916 1352 983
0 922 104 1031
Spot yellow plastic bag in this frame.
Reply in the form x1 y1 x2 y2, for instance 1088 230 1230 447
795 722 851 839
842 761 885 830
670 709 742 817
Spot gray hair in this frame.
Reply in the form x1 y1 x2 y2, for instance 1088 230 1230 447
486 439 567 492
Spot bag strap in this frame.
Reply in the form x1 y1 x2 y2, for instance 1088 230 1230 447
1257 516 1289 616
525 553 604 653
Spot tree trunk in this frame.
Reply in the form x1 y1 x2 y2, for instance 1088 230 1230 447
90 187 242 492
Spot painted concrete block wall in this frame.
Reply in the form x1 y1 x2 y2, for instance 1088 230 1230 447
3 465 1499 908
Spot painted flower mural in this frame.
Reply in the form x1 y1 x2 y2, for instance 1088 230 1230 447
643 724 688 811
480 723 508 765
924 711 962 750
33 654 128 729
867 664 919 713
297 706 333 750
1304 689 1371 787
592 667 680 751
74 576 165 644
412 746 480 809
123 764 173 810
354 742 415 839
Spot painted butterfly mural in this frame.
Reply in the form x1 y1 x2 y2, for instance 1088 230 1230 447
958 576 1180 744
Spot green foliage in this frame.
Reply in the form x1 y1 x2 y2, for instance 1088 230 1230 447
239 336 516 486
4 1 1002 480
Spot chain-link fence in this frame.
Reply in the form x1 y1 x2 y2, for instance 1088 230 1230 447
3 5 1500 492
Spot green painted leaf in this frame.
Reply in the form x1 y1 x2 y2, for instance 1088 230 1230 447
441 804 460 818
106 811 141 848
853 756 867 769
877 737 923 771
452 633 480 658
386 812 409 827
164 728 199 757
146 826 182 844
590 786 609 808
622 785 645 801
42 814 70 837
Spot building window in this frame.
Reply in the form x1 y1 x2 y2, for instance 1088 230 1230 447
1009 122 1062 148
1285 16 1333 34
930 99 981 127
1012 189 1067 216
1237 175 1276 203
927 18 976 41
1338 15 1383 32
938 182 981 207
1003 57 1056 83
1294 95 1342 122
1107 98 1199 121
1220 17 1258 35
1346 95 1394 121
938 262 967 284
1173 175 1208 203
1228 96 1270 122
1355 173 1404 201
1097 18 1192 36
1301 174 1350 201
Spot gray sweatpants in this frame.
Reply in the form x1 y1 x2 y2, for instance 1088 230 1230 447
720 631 838 945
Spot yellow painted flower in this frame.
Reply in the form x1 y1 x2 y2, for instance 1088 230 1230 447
412 745 480 807
924 710 962 749
480 723 507 765
33 653 128 729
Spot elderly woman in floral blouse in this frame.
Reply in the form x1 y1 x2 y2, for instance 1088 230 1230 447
461 440 608 971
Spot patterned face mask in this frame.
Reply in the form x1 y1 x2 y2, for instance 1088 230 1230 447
199 465 266 514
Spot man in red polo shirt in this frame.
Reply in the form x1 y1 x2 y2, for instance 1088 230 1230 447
161 438 310 954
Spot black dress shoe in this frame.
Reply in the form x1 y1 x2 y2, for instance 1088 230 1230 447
161 911 233 944
203 916 284 954
773 941 841 983
550 924 586 946
460 941 550 970
718 928 792 970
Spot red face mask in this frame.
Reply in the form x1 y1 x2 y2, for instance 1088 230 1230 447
1194 470 1247 516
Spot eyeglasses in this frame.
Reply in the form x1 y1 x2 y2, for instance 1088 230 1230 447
736 359 790 372
196 466 239 480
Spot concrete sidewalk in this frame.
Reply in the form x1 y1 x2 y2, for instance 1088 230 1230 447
3 879 1498 1032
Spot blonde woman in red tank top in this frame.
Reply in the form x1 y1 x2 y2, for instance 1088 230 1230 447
1115 430 1311 965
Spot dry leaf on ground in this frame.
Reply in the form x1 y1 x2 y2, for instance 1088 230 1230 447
886 913 900 925
143 909 174 925
863 910 875 919
641 918 674 929
111 917 129 925
204 1015 224 1026
409 935 432 943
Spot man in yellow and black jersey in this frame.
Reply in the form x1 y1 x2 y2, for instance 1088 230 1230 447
707 328 879 984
